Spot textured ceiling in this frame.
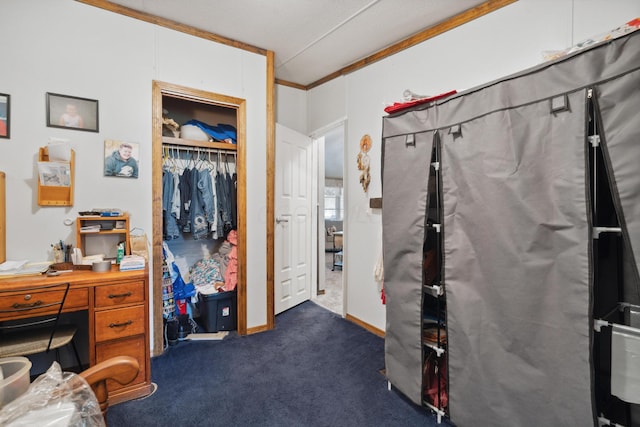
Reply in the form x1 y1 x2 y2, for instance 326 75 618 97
101 0 491 87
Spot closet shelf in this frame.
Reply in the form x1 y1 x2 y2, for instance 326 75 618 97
162 136 237 151
424 341 446 356
423 313 445 324
593 226 621 238
423 401 447 424
427 223 441 233
423 284 444 297
424 322 447 354
594 302 640 332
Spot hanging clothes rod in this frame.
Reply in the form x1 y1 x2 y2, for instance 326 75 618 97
162 144 237 170
162 143 236 156
161 136 237 151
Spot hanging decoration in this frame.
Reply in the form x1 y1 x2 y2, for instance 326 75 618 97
357 134 372 193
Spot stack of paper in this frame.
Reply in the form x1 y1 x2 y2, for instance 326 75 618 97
80 224 101 232
119 255 146 271
0 260 51 276
47 138 72 161
0 260 28 271
81 254 105 265
37 162 71 187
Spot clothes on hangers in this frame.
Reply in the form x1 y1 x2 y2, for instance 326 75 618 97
178 167 192 233
161 144 236 241
215 164 234 238
162 170 181 240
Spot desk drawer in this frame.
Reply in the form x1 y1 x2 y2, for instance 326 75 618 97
95 305 145 342
95 281 145 308
96 335 147 393
0 287 88 321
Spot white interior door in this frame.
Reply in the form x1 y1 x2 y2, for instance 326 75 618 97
275 123 314 314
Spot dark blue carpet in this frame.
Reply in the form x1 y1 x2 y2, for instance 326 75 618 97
107 301 447 426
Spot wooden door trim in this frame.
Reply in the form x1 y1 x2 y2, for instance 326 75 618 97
266 50 276 330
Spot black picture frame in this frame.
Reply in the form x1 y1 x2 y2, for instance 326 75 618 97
46 92 99 132
0 93 10 139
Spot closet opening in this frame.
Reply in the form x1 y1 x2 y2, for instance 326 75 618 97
151 81 246 356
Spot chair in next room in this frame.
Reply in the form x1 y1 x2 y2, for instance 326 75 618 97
0 282 82 370
332 231 343 271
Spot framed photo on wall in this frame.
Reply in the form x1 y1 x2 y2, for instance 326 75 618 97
46 92 99 132
0 93 10 139
104 140 139 178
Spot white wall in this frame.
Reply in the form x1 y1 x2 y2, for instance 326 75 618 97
308 77 347 133
303 0 640 331
276 85 307 134
0 0 269 339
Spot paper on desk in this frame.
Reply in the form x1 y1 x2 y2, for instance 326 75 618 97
119 255 146 271
0 260 28 271
0 261 51 276
81 254 105 265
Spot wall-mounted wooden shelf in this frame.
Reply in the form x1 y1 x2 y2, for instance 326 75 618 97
37 146 75 206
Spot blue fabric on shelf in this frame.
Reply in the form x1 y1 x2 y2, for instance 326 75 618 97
183 120 237 144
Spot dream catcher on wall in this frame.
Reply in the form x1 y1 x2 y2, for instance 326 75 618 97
357 134 372 193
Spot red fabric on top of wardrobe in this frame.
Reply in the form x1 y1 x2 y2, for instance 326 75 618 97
384 90 457 114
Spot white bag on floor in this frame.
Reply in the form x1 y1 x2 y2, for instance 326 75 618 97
0 362 105 427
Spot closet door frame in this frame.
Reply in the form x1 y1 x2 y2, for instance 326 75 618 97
151 80 247 355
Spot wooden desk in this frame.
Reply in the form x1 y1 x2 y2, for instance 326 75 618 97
0 266 152 404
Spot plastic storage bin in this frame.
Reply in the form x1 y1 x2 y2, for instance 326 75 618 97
0 357 32 408
197 290 237 332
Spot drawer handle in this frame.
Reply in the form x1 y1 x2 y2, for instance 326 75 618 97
109 320 133 328
13 300 43 309
108 292 133 299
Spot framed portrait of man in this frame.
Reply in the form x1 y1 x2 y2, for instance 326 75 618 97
104 140 140 178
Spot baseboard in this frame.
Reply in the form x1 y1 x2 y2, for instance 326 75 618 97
246 323 271 335
240 312 385 338
345 314 385 338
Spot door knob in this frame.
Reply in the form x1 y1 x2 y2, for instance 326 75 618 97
276 217 289 224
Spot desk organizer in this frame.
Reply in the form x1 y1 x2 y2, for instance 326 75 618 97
50 262 91 271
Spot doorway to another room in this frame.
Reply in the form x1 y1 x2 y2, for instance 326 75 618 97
313 124 345 315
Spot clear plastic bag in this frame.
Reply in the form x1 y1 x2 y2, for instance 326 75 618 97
0 361 105 427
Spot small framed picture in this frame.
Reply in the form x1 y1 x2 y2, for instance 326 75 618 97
0 93 9 139
46 92 99 132
104 140 139 178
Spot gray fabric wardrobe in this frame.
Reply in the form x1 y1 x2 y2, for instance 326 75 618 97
382 30 640 427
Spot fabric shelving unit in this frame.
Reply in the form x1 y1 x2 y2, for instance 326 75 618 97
381 29 640 427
